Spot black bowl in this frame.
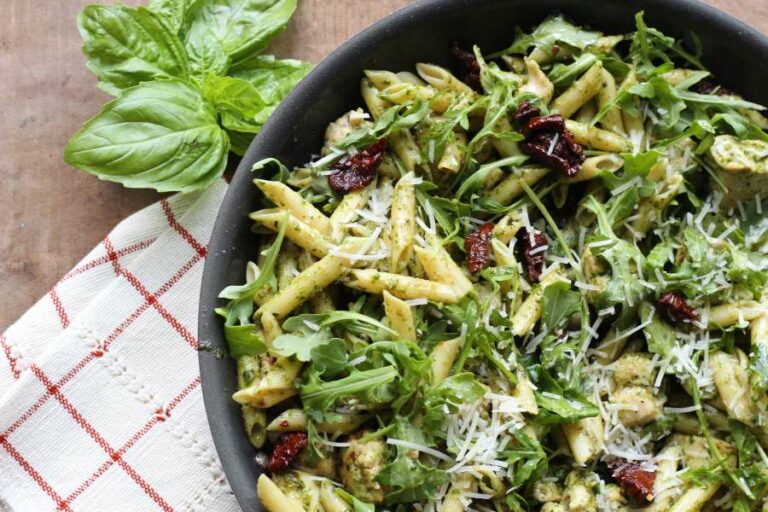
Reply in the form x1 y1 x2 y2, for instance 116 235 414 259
199 0 768 509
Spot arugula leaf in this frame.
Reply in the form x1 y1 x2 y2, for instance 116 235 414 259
223 324 267 357
456 155 528 199
549 53 598 87
423 373 486 436
335 489 375 512
334 101 429 150
147 0 192 32
182 0 297 70
630 12 704 76
78 5 190 95
503 15 602 56
272 328 338 362
640 302 675 357
300 366 399 422
64 80 229 193
541 280 581 331
203 75 266 133
750 343 768 392
311 338 348 378
533 367 599 424
503 428 548 488
282 311 396 339
376 419 449 504
215 217 287 355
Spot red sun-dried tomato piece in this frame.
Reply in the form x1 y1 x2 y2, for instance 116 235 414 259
513 103 585 177
520 229 548 283
465 223 494 274
450 41 482 91
658 291 699 323
522 114 566 138
267 432 308 473
610 460 656 503
514 100 541 124
328 138 388 193
691 78 733 96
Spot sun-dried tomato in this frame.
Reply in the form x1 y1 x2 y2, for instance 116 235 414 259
691 78 733 96
267 432 308 473
520 229 547 283
328 138 388 193
450 41 481 91
514 100 541 124
609 460 656 503
518 112 584 177
465 223 494 274
521 114 565 138
658 291 699 323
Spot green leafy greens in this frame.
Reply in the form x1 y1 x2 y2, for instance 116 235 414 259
66 0 309 192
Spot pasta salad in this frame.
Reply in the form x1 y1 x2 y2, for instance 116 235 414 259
216 12 768 512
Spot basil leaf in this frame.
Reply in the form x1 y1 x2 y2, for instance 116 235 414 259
185 30 230 78
147 0 192 32
231 55 311 124
78 5 189 95
203 75 266 133
64 80 229 193
182 0 297 68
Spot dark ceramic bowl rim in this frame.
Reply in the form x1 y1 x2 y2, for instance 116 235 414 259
199 1 768 510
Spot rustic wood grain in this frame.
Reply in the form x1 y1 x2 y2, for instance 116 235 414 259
1 0 766 330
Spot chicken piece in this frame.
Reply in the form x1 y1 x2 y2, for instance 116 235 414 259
339 435 387 504
709 135 768 208
612 353 656 388
613 386 664 428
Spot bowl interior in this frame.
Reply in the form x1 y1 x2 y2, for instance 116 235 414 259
199 0 768 509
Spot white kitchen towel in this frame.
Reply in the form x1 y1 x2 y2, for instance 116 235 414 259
0 179 241 512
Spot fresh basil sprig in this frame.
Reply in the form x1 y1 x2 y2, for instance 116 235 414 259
65 0 310 193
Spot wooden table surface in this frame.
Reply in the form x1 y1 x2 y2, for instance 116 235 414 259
2 0 767 330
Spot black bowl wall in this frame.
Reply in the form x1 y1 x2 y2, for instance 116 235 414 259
199 0 768 509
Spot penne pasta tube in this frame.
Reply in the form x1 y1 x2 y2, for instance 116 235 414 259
708 301 765 328
596 68 625 135
361 77 390 119
487 166 550 205
565 120 630 152
329 188 370 242
552 62 604 118
520 58 554 102
232 355 302 408
250 209 332 258
266 408 369 434
320 482 353 512
255 180 332 236
562 415 604 464
364 69 402 90
564 154 624 183
389 173 417 272
414 245 474 298
437 131 467 174
430 337 463 384
260 311 283 346
416 62 474 95
257 474 305 512
709 350 755 423
511 267 566 337
389 129 422 172
383 291 417 342
257 239 366 320
346 269 460 303
380 82 433 106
